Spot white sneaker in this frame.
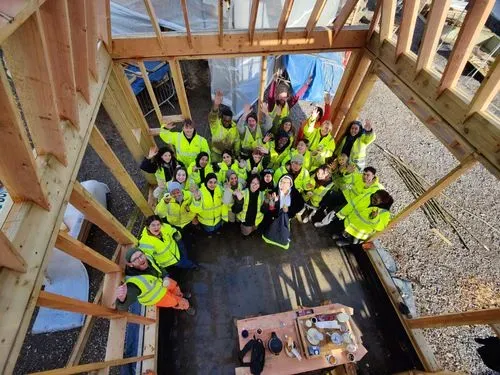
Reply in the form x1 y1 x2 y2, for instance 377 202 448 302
314 210 336 228
303 209 317 224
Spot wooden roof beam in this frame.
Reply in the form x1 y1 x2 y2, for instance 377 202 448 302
277 0 294 41
143 0 164 50
305 0 328 39
395 0 419 61
0 0 49 44
180 0 193 48
438 0 495 95
249 0 260 44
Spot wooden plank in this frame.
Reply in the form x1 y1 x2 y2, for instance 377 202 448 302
395 0 419 60
98 317 127 375
0 0 49 44
415 0 451 73
0 46 112 375
86 0 99 81
168 59 192 120
372 60 474 160
438 0 495 95
0 230 26 273
37 291 154 325
0 63 50 210
2 14 67 165
112 27 368 60
407 308 500 329
96 0 112 50
70 181 137 245
257 56 268 123
218 0 224 47
329 51 361 122
366 0 381 42
143 0 164 50
180 0 193 48
332 0 359 38
248 0 260 44
467 55 500 116
141 306 158 371
277 0 294 41
68 0 90 103
137 61 163 125
55 231 121 273
30 355 154 375
38 0 79 128
370 153 478 241
379 0 396 43
305 0 328 39
366 248 440 371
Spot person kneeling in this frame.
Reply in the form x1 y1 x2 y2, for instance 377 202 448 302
115 248 195 315
327 190 393 247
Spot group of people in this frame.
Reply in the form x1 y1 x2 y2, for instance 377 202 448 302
115 76 394 314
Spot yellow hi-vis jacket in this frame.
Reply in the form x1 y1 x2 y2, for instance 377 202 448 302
125 255 166 306
342 172 383 207
155 191 196 228
281 149 312 172
208 110 240 155
138 224 180 269
263 140 291 170
269 101 290 122
335 131 376 170
303 117 336 169
159 128 210 167
216 161 242 183
304 180 334 208
187 161 214 187
336 192 391 240
236 189 265 226
190 184 225 225
240 126 263 155
273 166 313 194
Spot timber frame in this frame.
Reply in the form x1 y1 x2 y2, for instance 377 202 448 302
0 0 498 374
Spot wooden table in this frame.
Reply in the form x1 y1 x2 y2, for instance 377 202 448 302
235 304 367 375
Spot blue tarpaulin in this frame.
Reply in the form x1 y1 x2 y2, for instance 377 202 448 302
283 53 345 103
124 61 170 95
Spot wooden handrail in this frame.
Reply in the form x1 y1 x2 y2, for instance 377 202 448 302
407 308 500 329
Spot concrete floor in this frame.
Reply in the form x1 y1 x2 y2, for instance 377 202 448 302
158 222 422 375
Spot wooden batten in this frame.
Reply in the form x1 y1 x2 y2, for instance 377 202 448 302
407 308 500 329
305 0 328 39
395 0 419 61
257 56 268 123
0 231 27 273
467 55 500 117
55 231 121 273
37 291 154 325
168 59 192 120
379 0 396 43
89 125 154 216
68 0 90 103
143 0 164 50
2 14 67 166
366 0 381 42
438 0 495 95
112 27 368 60
70 181 137 245
98 317 127 375
137 61 163 124
38 0 79 128
86 0 99 81
218 0 224 46
0 66 50 210
141 306 158 371
96 0 112 50
278 0 294 40
415 0 451 73
248 0 260 44
180 0 193 48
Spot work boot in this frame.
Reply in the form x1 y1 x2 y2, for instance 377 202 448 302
303 209 316 224
335 239 350 247
185 307 196 316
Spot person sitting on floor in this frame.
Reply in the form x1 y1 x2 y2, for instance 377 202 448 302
233 174 265 237
187 151 213 188
327 189 393 247
140 145 184 199
138 215 198 271
115 247 194 314
190 172 224 235
335 119 375 171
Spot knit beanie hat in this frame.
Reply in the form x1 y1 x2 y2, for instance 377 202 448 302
226 169 237 182
291 154 304 164
125 247 142 263
167 181 182 193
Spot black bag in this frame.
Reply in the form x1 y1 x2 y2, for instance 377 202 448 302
262 211 290 249
238 337 265 375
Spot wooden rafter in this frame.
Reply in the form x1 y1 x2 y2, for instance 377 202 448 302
0 0 50 44
2 14 67 165
329 51 360 122
218 0 224 47
86 0 99 81
332 0 359 38
38 0 79 128
0 231 26 273
137 61 163 124
416 0 451 73
379 0 396 43
370 153 478 241
112 27 368 60
248 0 260 44
366 0 381 42
395 0 419 60
277 0 294 41
467 55 500 117
168 59 192 119
143 0 164 50
305 0 328 39
180 0 193 48
257 56 268 123
70 181 137 245
407 308 500 329
438 0 495 95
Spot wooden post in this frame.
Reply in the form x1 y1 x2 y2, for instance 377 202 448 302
70 181 137 245
141 306 158 371
0 231 27 273
89 125 154 216
257 56 268 123
407 308 500 329
180 0 193 48
278 0 294 41
168 59 192 120
305 0 328 39
438 0 495 95
137 61 163 125
395 0 419 61
249 0 260 44
143 0 164 50
379 0 396 43
467 55 500 117
38 0 79 128
55 231 121 273
415 0 451 73
98 317 127 375
369 154 478 241
0 64 50 210
36 291 154 325
218 0 224 47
